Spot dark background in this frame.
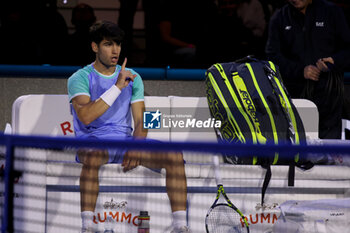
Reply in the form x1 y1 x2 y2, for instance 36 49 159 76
0 0 349 69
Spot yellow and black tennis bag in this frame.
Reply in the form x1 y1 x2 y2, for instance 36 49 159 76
205 57 312 204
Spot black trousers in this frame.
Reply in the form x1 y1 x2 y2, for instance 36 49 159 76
312 78 343 139
287 73 343 139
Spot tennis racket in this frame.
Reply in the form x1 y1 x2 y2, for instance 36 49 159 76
205 155 250 233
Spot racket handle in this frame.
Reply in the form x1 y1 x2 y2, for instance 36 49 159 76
212 155 222 185
213 154 220 166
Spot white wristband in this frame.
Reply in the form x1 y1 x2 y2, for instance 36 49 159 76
100 85 121 106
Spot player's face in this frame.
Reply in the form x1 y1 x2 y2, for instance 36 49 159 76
94 39 121 67
288 0 312 13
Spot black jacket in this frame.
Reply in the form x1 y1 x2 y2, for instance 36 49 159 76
265 0 350 96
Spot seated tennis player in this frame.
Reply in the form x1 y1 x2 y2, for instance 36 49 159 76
67 20 190 233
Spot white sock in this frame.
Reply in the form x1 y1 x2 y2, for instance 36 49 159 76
81 211 94 230
172 210 187 229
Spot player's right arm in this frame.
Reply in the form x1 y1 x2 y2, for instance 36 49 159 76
69 58 136 125
71 95 110 125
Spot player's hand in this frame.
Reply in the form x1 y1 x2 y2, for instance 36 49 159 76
122 150 142 172
116 58 137 90
316 57 334 72
304 65 321 81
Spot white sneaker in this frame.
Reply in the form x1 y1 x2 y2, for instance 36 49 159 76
170 226 191 233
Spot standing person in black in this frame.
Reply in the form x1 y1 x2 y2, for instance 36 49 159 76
118 0 163 66
265 0 350 139
67 3 96 66
158 0 200 67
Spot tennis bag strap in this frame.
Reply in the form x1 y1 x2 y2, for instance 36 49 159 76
260 164 295 205
261 164 271 206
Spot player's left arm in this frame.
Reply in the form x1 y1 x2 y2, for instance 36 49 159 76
131 101 148 138
122 75 147 172
123 101 147 172
130 73 147 139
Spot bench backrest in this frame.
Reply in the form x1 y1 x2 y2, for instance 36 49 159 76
12 95 319 141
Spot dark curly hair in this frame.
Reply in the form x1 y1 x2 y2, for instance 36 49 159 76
89 20 125 45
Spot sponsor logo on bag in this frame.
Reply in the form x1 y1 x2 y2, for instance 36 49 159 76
239 89 259 123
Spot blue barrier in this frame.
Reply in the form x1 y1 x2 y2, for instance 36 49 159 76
0 64 206 80
0 64 81 78
1 64 349 82
1 133 350 233
2 134 350 155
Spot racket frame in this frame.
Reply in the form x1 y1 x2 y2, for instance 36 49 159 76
205 155 250 233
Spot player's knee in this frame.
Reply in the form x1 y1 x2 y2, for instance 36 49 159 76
164 151 184 168
80 150 106 168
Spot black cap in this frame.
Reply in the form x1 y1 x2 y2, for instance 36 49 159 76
139 211 149 216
